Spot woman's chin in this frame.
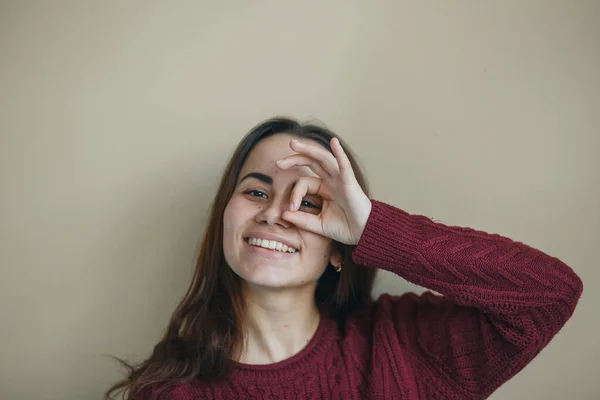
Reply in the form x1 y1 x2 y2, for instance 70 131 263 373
235 269 312 291
241 274 301 290
230 261 326 291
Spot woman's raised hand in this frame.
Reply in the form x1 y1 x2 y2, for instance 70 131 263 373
276 137 372 245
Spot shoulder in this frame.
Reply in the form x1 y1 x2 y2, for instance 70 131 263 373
334 292 454 378
152 382 213 399
343 291 455 337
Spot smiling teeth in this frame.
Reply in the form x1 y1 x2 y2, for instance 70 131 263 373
248 238 297 253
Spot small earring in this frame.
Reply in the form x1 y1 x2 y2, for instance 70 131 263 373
334 263 342 273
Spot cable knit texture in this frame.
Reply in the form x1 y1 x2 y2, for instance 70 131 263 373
153 200 582 399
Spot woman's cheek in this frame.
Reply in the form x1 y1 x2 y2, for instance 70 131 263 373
303 234 333 267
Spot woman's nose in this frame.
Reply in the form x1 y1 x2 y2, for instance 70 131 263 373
256 199 290 228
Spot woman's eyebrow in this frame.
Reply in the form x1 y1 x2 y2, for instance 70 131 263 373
238 172 273 186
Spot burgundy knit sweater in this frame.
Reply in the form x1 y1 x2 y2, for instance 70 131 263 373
155 200 582 399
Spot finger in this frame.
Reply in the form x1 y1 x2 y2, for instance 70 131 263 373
330 137 354 183
281 210 324 236
276 154 329 178
288 176 322 211
289 139 340 176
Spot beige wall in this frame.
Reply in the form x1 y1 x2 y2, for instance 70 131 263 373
1 1 598 399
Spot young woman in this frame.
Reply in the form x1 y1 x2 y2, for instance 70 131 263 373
106 117 583 399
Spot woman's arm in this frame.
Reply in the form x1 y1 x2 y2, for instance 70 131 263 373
353 200 583 399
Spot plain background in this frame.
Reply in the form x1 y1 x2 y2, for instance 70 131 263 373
1 1 598 399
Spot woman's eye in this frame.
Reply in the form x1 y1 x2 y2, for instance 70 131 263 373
245 190 267 199
301 200 318 209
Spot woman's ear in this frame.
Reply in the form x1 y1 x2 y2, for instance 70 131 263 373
329 246 342 270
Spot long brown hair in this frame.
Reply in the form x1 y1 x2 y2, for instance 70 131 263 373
105 117 377 399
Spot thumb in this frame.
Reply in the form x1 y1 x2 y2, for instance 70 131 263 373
282 211 324 236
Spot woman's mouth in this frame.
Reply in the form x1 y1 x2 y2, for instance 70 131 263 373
244 237 298 253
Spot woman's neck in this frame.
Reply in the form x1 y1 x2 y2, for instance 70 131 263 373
237 284 321 365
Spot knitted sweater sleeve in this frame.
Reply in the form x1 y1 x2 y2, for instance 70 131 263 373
352 200 583 399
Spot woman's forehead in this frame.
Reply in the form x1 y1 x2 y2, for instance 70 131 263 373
248 134 297 161
240 135 318 180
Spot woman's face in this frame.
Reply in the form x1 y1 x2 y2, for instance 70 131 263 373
223 134 337 290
